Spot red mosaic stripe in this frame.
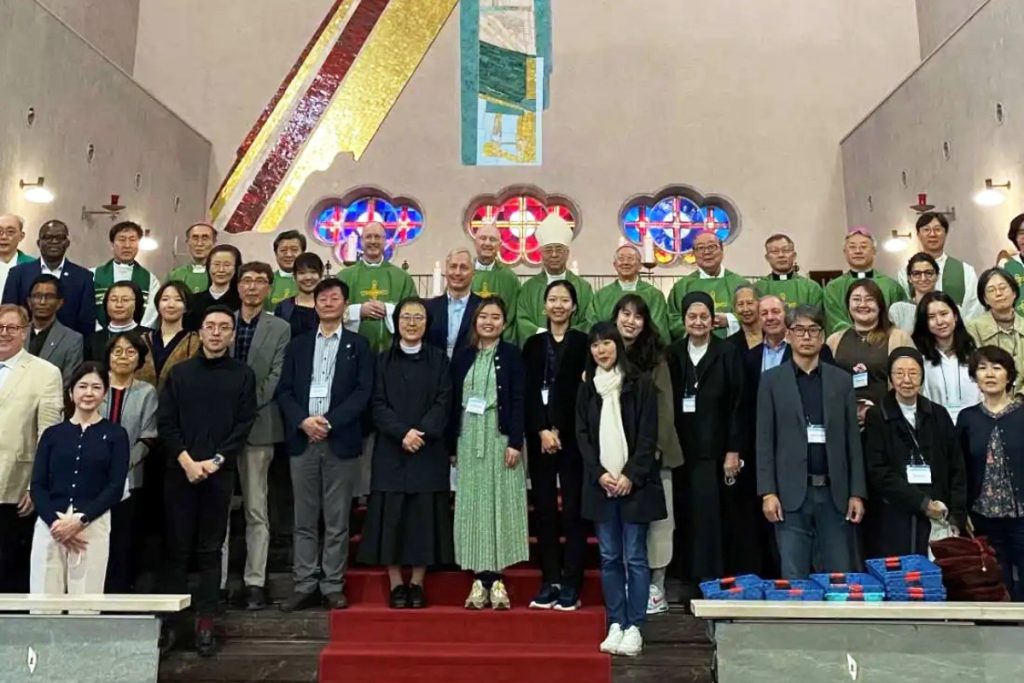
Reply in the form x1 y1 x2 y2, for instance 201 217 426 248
226 0 391 234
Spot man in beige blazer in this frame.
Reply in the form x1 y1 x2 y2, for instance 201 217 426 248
0 304 63 592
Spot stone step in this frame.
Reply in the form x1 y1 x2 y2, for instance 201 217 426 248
217 609 330 641
158 640 322 682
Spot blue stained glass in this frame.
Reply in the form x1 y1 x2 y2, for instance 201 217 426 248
311 195 425 263
618 194 735 264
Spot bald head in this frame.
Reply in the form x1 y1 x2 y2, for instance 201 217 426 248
0 214 26 260
474 222 501 266
361 221 386 262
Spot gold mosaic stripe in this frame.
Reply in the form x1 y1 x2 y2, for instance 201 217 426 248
210 0 359 222
254 0 458 233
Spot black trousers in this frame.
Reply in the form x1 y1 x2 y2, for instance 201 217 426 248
106 494 151 593
0 504 35 593
162 466 233 617
527 436 588 586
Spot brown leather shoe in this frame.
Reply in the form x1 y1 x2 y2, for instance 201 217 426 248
323 591 348 610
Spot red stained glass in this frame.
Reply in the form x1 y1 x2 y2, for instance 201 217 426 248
468 194 577 265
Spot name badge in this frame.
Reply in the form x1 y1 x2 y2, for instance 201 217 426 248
682 396 697 413
541 388 550 406
310 383 329 399
853 372 869 389
907 464 932 484
807 424 826 444
466 397 487 415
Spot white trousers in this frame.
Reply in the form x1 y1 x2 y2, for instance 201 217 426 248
647 469 675 570
30 508 111 613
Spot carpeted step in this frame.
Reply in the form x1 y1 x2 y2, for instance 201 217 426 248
331 604 606 644
319 641 610 683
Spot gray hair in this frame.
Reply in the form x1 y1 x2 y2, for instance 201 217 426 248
446 247 474 265
0 214 25 231
785 304 825 329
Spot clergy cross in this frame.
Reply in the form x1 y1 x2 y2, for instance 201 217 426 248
361 280 388 301
476 281 495 298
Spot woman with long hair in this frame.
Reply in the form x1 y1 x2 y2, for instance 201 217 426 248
135 281 201 390
912 291 980 422
189 244 243 327
966 268 1024 394
523 281 589 610
612 293 683 615
577 322 664 656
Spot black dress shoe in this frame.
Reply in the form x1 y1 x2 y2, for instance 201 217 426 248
244 585 267 611
407 584 426 609
389 585 410 609
195 626 218 658
280 591 320 613
323 591 348 610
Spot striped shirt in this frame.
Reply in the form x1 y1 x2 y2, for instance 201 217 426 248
309 326 341 416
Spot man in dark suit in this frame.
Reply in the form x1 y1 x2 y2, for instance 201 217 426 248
276 278 373 612
425 247 481 359
23 274 83 381
2 220 95 337
756 304 866 579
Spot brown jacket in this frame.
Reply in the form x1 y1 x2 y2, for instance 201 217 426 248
135 329 201 390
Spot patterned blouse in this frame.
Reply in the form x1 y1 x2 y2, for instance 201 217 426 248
973 400 1024 519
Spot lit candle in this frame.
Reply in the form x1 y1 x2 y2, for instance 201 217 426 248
344 232 358 262
641 231 655 264
570 260 579 274
432 261 443 296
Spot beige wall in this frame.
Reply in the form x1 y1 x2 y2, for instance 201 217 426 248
915 0 987 58
1 0 211 277
135 0 920 276
842 0 1022 278
36 0 140 73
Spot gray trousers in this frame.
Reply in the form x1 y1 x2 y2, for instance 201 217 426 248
775 485 854 579
219 445 276 589
290 443 360 595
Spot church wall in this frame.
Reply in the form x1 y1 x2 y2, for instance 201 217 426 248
841 0 1023 278
133 0 920 277
915 0 987 59
35 0 141 74
1 0 211 277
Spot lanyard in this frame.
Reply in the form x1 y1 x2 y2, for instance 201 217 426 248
939 356 963 404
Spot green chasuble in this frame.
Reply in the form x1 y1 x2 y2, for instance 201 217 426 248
93 260 154 327
1001 256 1024 316
264 270 298 311
755 273 824 311
472 261 521 342
823 270 907 334
516 271 594 346
339 260 416 352
166 263 209 294
667 269 748 341
591 280 671 345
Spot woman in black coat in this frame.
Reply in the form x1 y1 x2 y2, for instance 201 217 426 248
667 292 749 583
358 297 454 609
522 280 590 610
864 348 967 557
576 322 664 657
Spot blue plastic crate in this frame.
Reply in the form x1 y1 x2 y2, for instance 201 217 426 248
699 575 764 600
761 579 825 601
886 586 947 602
881 574 945 591
810 572 884 594
824 591 885 602
866 555 942 585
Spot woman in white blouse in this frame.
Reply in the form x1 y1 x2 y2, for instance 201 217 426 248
912 291 982 422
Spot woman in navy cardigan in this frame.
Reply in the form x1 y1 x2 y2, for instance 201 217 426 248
30 361 130 603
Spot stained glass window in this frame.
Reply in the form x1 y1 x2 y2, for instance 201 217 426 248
620 190 738 265
465 190 579 265
310 193 424 263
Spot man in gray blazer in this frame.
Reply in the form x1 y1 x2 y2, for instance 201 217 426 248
229 262 290 610
24 274 83 381
756 305 866 579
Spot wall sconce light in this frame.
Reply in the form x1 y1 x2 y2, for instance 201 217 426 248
20 177 54 204
884 228 912 253
82 194 126 221
140 228 158 252
974 179 1011 207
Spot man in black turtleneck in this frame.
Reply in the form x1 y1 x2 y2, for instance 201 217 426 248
158 304 256 657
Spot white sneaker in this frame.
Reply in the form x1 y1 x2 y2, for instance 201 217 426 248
617 626 643 657
646 583 669 615
464 579 489 610
599 623 624 654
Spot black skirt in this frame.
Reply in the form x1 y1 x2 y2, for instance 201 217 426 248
357 491 454 567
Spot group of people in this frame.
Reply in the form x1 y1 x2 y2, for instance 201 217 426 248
1 208 1024 660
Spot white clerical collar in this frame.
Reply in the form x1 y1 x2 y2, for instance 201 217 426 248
698 267 723 279
546 270 566 284
618 279 639 292
109 320 138 333
400 341 422 355
475 259 495 272
276 269 294 279
772 272 790 281
113 261 136 270
361 258 384 268
40 259 66 276
851 269 873 279
191 263 207 273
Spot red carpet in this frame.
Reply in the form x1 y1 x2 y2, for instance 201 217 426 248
319 568 610 683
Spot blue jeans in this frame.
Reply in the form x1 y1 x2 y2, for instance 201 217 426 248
595 498 650 629
775 486 855 579
972 515 1024 602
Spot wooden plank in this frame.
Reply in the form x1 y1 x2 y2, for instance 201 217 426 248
692 600 1024 622
0 594 190 612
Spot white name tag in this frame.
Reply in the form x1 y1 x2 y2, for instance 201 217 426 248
466 397 487 415
807 425 826 444
450 465 458 492
682 396 697 413
853 372 869 388
310 383 329 399
907 464 932 484
541 388 550 406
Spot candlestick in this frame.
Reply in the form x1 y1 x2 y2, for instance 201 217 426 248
570 260 579 274
343 232 358 265
431 261 443 296
641 231 655 264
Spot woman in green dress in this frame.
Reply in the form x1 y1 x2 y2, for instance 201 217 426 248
450 297 528 609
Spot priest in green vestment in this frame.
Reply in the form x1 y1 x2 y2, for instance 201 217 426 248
591 243 670 344
471 222 520 341
0 213 36 296
264 230 305 311
91 221 161 329
895 212 981 322
515 213 593 345
823 227 907 334
166 222 216 293
340 221 416 352
667 231 747 341
754 233 824 311
999 213 1024 316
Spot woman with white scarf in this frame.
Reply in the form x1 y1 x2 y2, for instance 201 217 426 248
576 322 664 657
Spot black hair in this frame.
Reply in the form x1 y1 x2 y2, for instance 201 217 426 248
845 278 891 344
611 293 664 373
29 273 63 298
201 304 236 327
294 252 325 275
969 345 1018 393
1008 213 1024 246
977 267 1020 311
104 280 144 326
155 281 194 320
273 230 307 252
905 252 939 278
106 331 149 372
186 222 217 237
912 291 975 366
313 277 349 301
388 297 430 357
239 261 275 285
64 361 109 417
915 212 949 232
544 279 578 325
109 221 143 242
785 304 826 330
205 244 243 292
584 321 637 381
468 296 508 347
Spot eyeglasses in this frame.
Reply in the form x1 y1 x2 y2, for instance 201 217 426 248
202 323 233 333
0 228 21 238
239 277 270 287
909 270 937 280
693 245 721 254
29 293 59 302
399 314 427 323
0 324 27 334
766 248 794 256
38 234 67 243
789 325 823 338
111 348 139 358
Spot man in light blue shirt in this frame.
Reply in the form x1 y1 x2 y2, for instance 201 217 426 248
426 248 482 359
